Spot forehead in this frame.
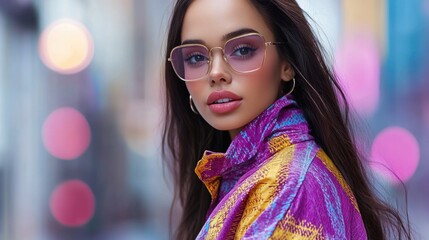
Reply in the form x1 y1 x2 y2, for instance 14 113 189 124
181 0 274 45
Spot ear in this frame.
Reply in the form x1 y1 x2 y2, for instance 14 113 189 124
280 60 295 82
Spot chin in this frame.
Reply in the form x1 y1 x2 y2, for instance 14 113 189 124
206 120 246 133
209 124 236 132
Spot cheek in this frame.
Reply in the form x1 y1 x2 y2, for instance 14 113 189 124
263 52 283 80
247 57 282 91
185 82 206 105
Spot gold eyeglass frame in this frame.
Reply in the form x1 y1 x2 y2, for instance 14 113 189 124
168 33 285 81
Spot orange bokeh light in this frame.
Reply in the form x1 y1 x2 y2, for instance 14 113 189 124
39 19 94 74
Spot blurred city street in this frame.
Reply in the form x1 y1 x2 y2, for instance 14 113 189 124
0 0 428 239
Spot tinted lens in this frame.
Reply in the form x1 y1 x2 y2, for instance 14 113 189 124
224 34 265 72
170 45 209 81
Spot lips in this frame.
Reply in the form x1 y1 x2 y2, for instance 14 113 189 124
207 91 242 114
207 91 242 104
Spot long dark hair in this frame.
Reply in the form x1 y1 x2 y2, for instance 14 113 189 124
162 0 411 239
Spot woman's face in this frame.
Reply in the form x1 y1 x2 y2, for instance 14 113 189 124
181 0 293 138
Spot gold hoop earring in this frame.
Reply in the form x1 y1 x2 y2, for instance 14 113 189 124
285 77 295 95
189 95 199 114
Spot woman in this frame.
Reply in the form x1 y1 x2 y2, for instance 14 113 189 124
162 0 411 239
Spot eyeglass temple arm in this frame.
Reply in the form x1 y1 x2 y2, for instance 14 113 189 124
266 42 286 46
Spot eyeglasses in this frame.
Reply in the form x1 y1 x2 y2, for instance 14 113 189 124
168 33 285 81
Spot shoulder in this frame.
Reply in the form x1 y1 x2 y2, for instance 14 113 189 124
286 149 362 221
268 149 367 239
310 150 360 211
264 145 358 209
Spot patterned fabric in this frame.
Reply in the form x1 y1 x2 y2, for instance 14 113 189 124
194 95 367 239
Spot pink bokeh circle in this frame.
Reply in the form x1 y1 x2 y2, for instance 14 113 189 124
50 180 95 227
334 32 380 116
42 107 91 160
370 126 420 184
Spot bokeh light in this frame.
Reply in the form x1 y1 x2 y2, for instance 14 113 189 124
42 107 91 160
50 180 95 227
334 32 380 116
370 126 420 184
119 100 161 156
39 19 94 74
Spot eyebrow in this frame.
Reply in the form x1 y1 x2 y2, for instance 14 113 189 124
181 28 259 45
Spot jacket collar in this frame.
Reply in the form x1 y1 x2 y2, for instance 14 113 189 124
195 95 313 199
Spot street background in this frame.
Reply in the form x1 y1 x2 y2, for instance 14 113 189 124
0 0 428 239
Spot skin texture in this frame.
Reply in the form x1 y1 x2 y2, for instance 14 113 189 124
181 0 294 138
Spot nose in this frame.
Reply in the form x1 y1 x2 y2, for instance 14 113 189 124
208 48 231 85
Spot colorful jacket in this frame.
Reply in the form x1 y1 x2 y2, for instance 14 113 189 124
194 95 367 239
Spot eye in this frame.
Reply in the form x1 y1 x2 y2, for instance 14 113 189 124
185 52 208 66
231 44 257 58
